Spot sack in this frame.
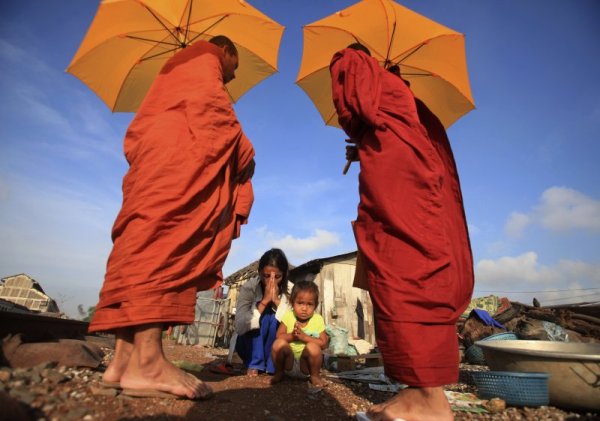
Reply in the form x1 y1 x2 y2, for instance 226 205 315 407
326 325 353 355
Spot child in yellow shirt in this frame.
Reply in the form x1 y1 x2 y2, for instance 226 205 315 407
270 281 329 387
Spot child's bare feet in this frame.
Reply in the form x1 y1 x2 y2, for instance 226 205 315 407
308 375 326 387
246 368 259 377
270 372 284 385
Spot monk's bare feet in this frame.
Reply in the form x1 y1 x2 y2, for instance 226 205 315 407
246 368 259 377
120 355 212 400
308 375 326 388
102 329 133 384
270 372 284 385
102 359 127 384
366 387 453 421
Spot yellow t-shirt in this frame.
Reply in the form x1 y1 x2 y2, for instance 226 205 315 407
281 310 326 359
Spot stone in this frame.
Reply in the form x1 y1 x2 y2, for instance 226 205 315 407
0 368 12 382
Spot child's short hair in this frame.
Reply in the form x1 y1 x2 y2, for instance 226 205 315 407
290 280 320 306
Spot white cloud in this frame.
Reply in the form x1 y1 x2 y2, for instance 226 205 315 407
504 186 600 237
272 229 342 262
476 252 559 285
504 212 531 238
537 187 600 231
474 251 600 305
223 226 346 275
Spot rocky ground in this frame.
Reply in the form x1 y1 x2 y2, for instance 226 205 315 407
1 338 598 421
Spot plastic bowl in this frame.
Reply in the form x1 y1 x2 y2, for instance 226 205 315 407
465 332 518 365
472 371 549 407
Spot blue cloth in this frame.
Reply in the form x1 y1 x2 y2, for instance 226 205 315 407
235 306 279 374
471 308 506 330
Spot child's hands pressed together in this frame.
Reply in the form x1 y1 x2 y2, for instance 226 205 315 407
292 322 307 342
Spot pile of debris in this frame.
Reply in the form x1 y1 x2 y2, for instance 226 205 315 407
459 296 600 351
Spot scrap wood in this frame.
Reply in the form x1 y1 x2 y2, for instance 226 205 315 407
525 309 562 324
569 319 600 338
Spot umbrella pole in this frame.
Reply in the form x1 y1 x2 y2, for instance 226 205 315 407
343 159 352 175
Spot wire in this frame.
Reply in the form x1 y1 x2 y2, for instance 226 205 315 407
474 287 600 294
537 292 600 304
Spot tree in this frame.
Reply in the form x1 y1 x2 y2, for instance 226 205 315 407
82 306 96 322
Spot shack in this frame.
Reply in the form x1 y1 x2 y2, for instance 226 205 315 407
0 274 60 314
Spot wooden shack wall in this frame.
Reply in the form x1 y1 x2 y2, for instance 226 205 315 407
313 260 376 345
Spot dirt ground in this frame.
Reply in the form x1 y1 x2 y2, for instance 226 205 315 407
2 338 599 421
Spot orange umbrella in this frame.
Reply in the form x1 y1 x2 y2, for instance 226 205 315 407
67 0 284 112
297 0 475 129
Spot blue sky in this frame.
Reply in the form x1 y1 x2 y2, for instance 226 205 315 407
1 1 599 318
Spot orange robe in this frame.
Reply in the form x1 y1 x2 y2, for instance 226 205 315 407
89 41 254 333
330 48 473 387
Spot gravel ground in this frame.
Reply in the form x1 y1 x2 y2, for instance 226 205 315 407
1 339 598 421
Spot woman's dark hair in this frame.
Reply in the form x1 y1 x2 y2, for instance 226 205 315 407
258 248 289 296
209 35 238 56
347 42 371 56
290 280 320 307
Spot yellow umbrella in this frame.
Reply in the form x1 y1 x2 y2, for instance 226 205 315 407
297 0 475 129
67 0 284 112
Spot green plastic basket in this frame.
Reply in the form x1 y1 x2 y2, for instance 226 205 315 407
465 332 518 365
472 371 549 407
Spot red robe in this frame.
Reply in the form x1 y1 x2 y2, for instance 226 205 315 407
330 48 473 387
89 41 254 333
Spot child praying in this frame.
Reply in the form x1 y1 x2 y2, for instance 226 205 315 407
270 281 328 387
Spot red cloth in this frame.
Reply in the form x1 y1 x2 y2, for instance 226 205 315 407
330 48 473 387
89 41 254 333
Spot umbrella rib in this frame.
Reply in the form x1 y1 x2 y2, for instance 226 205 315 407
187 15 228 43
142 4 181 46
397 42 426 63
125 35 181 48
325 109 338 126
384 22 396 68
379 0 397 68
139 46 181 62
303 25 385 60
183 0 193 41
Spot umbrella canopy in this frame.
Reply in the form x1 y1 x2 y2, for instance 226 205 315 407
67 0 284 112
296 0 475 129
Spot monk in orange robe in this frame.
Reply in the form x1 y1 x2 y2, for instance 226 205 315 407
88 36 255 399
330 45 474 420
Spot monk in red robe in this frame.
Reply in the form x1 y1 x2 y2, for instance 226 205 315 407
88 36 255 399
330 44 474 420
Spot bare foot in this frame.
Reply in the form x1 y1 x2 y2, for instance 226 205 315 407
366 387 453 421
246 368 259 377
102 330 133 384
309 375 326 388
270 372 284 385
120 356 212 400
102 359 128 384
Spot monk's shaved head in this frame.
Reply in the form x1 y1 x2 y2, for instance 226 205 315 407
346 42 371 56
209 35 238 57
